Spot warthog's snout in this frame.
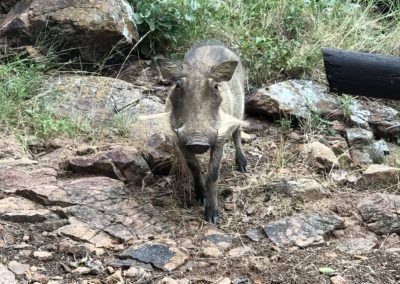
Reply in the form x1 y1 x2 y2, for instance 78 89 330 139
185 141 210 154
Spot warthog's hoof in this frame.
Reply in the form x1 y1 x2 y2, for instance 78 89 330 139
205 205 219 225
237 164 247 173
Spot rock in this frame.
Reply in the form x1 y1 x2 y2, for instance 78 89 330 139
31 272 49 283
215 277 231 284
157 277 190 284
143 133 176 175
8 261 30 275
0 196 58 223
263 211 344 247
330 275 347 284
228 246 251 257
0 264 17 284
0 167 57 194
105 269 125 284
43 74 164 129
336 238 376 254
301 142 339 170
68 147 149 184
265 178 330 201
357 193 400 234
356 164 400 189
119 243 188 271
204 229 234 249
245 80 337 120
19 176 124 207
245 229 262 242
57 217 116 248
202 245 223 258
0 135 31 160
0 0 139 62
346 128 388 165
33 251 53 260
71 266 92 275
123 266 150 281
38 147 74 171
19 249 32 257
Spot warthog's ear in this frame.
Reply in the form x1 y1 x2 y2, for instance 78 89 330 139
209 60 238 82
155 57 184 81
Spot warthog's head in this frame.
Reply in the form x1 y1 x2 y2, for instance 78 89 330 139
157 58 238 154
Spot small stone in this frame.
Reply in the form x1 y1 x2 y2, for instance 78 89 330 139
33 251 53 260
204 229 234 249
330 275 347 284
105 269 124 284
71 267 92 275
31 273 49 284
224 203 235 211
19 250 32 257
123 266 150 280
336 238 376 254
301 141 339 171
0 264 17 284
228 246 251 257
214 277 231 284
356 165 400 189
22 235 30 241
8 261 30 275
245 229 261 242
105 266 115 274
157 277 190 284
202 246 223 258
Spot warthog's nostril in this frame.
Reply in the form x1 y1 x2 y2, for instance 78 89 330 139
185 142 210 154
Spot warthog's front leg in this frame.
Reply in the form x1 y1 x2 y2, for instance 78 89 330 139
205 143 224 224
182 149 205 204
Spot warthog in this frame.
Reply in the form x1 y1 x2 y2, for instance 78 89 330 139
156 44 247 224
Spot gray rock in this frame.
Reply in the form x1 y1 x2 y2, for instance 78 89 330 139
336 238 376 254
0 264 17 284
301 142 339 171
357 193 400 234
346 128 388 165
120 243 188 271
143 133 176 175
263 212 344 247
0 0 138 62
43 75 164 129
69 147 149 185
8 261 30 275
265 178 330 201
204 230 235 248
355 164 400 189
245 229 262 242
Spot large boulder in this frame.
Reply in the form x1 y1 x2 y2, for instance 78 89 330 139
43 74 164 128
0 0 139 62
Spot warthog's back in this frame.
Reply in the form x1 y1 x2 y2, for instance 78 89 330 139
183 44 246 119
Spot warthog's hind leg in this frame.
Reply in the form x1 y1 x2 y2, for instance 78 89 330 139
232 128 247 173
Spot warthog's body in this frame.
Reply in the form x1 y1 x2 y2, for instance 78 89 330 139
157 44 247 224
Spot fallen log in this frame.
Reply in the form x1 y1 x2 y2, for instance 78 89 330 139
322 47 400 100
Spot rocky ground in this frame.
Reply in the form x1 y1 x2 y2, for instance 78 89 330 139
1 1 400 283
1 110 400 283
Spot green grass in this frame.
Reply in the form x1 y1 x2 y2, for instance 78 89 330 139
0 57 81 140
131 0 400 86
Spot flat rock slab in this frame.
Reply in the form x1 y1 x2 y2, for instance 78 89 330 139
57 218 116 248
18 176 125 207
0 264 16 284
7 261 29 276
336 238 376 254
265 178 330 201
68 147 149 185
0 167 57 194
357 193 400 234
245 229 262 242
263 212 344 247
356 165 400 189
204 229 235 249
119 243 188 271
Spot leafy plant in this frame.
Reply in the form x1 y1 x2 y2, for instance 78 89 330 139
337 94 354 119
276 117 293 129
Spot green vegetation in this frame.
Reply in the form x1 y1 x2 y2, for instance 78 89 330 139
337 94 354 118
276 117 293 129
0 57 81 139
131 0 400 85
